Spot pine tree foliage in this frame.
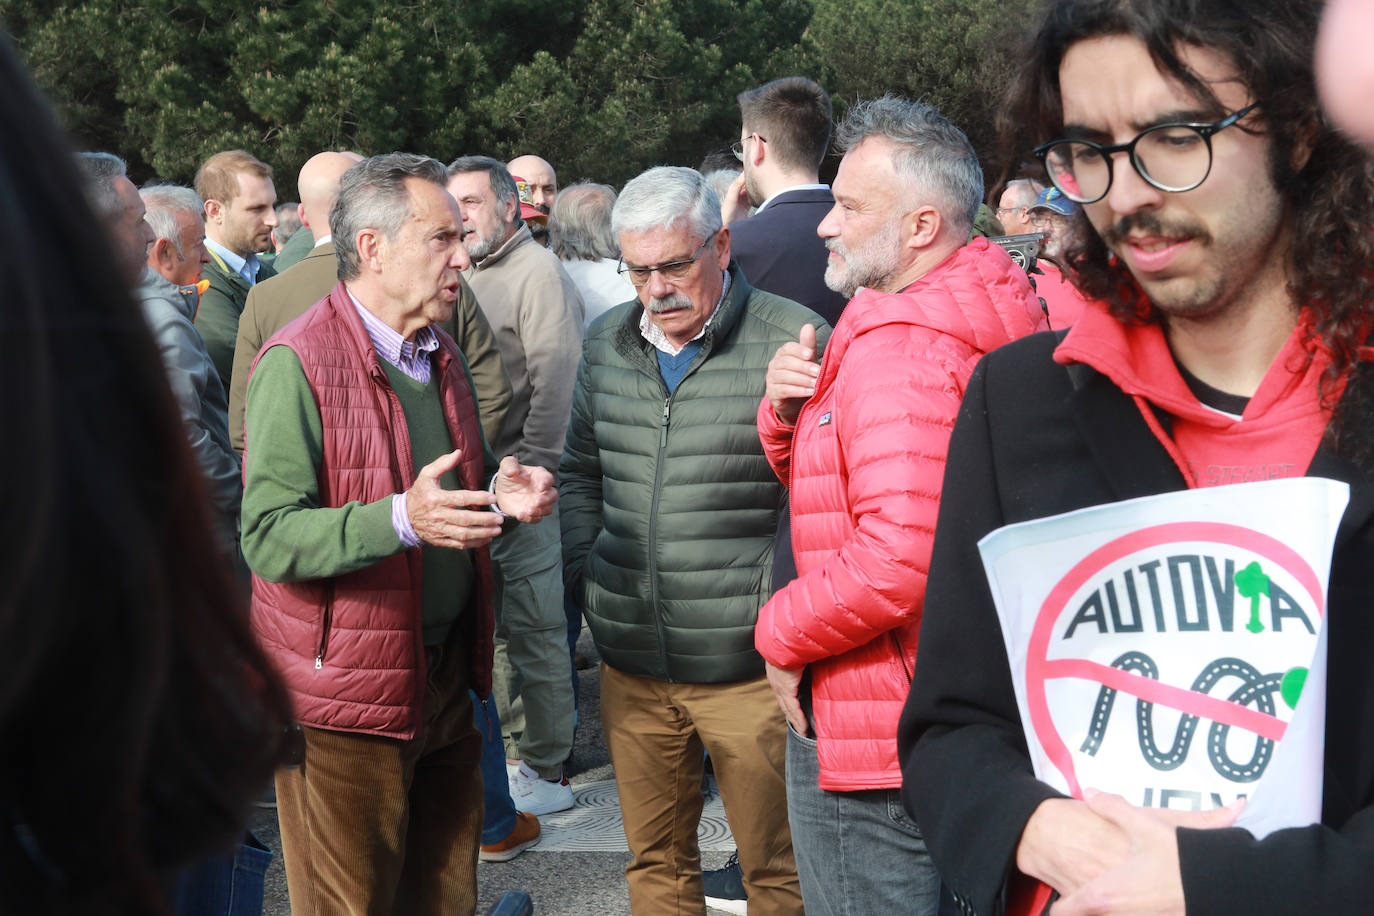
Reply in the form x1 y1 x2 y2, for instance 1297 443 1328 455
3 0 1021 193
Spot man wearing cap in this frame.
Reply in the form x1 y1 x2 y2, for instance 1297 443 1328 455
446 155 585 816
512 172 553 247
1027 187 1092 328
508 154 558 215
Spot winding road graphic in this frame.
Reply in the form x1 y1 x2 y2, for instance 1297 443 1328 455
1079 651 1284 782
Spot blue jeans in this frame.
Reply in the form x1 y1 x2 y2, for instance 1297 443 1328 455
474 691 518 844
172 832 273 916
785 724 940 916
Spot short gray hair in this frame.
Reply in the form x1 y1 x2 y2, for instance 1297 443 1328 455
74 152 127 221
835 96 984 236
331 153 448 281
549 182 620 261
611 166 721 242
1002 177 1043 209
446 155 519 227
140 184 203 258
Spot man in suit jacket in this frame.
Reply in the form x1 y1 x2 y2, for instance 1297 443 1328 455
723 77 847 327
230 151 512 455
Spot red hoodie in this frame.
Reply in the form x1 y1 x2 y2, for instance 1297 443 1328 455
1053 300 1339 488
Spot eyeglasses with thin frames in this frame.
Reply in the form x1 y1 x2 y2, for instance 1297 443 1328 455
730 134 767 163
617 233 716 287
1033 102 1259 205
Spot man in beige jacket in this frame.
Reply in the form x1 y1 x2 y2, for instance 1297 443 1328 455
447 155 584 815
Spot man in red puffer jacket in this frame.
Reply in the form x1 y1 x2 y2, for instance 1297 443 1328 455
755 96 1046 916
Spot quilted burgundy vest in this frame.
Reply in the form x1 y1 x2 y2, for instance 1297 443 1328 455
247 282 494 739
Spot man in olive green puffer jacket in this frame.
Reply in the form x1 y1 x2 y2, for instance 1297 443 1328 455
560 166 828 916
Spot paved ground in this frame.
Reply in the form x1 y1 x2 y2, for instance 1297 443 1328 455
250 633 740 915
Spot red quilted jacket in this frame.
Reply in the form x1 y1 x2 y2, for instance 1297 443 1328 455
756 237 1045 789
248 282 494 740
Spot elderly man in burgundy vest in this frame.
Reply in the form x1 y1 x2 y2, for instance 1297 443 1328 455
240 153 555 916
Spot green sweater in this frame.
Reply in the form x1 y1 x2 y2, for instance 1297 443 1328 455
242 347 471 645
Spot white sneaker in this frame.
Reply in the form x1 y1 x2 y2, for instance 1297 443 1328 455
508 761 574 815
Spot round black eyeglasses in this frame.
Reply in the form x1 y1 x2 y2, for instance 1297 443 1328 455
1033 102 1259 205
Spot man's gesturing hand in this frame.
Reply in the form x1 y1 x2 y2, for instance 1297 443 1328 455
493 455 557 523
406 449 505 550
766 323 821 426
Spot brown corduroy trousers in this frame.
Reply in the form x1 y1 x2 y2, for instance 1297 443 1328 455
276 642 483 916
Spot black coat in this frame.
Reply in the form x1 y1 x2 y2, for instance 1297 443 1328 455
730 187 848 327
899 329 1374 915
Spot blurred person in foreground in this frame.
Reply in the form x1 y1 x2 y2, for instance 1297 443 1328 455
899 0 1374 913
0 37 291 913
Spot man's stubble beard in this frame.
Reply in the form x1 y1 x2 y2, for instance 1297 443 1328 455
224 219 270 257
823 219 903 299
744 169 765 209
1097 201 1285 323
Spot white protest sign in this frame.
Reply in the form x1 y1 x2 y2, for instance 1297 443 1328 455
979 477 1348 838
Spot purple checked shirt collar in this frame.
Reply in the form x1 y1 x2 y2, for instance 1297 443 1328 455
344 286 440 384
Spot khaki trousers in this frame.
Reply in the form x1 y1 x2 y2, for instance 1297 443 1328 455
276 641 483 916
601 663 803 916
490 506 575 778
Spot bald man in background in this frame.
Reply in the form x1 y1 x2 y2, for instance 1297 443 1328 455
507 155 557 215
229 151 513 454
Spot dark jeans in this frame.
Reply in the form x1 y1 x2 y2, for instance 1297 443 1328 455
172 832 273 916
785 724 940 916
474 691 518 844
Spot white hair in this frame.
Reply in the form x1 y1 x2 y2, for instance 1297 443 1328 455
611 166 721 241
140 185 204 257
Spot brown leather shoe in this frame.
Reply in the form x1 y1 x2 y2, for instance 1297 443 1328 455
479 811 541 863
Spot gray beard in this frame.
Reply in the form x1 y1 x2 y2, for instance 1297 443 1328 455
464 232 499 262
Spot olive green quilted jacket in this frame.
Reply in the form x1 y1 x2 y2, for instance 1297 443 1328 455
559 266 829 683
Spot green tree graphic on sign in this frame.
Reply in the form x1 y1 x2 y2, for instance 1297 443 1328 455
1235 561 1270 634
